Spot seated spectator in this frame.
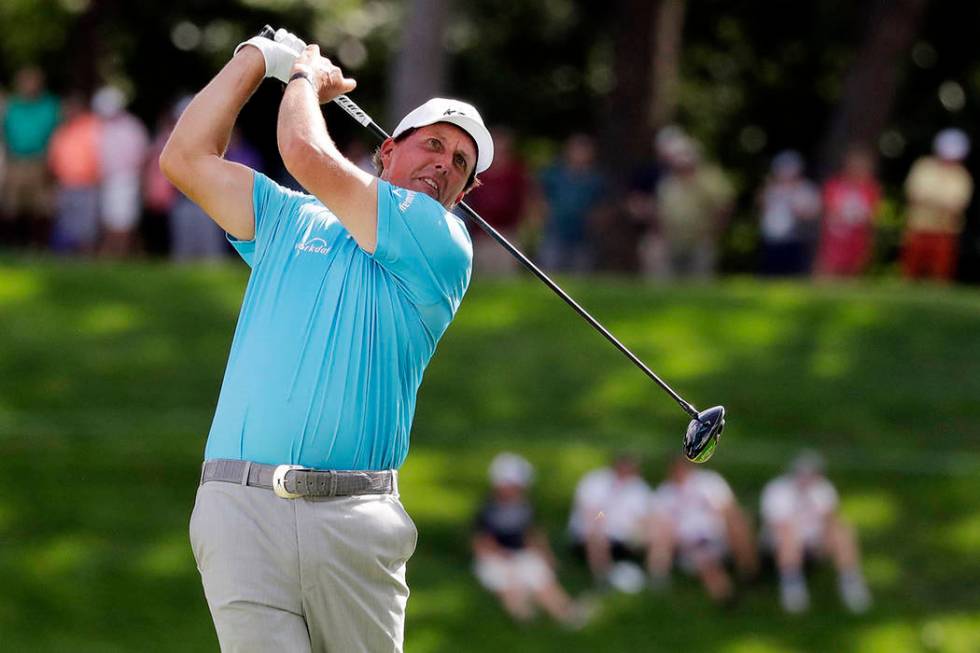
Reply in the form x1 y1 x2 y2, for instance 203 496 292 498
814 145 881 277
465 127 530 276
48 93 101 254
473 453 587 627
568 453 653 588
760 451 871 614
757 150 822 276
646 458 757 603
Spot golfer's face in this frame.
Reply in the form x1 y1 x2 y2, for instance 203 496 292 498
385 124 477 208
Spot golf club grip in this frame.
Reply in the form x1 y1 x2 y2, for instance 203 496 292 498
254 26 697 418
256 27 390 141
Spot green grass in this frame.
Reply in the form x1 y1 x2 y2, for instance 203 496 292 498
1 257 979 652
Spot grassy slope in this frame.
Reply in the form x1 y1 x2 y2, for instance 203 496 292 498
0 259 978 652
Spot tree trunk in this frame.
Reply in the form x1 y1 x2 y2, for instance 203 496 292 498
387 0 450 125
601 0 686 186
818 0 929 175
649 0 686 130
600 0 658 184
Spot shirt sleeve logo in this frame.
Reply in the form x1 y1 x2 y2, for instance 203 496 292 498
392 188 418 213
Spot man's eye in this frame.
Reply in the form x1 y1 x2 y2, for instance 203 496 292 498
454 154 466 169
428 138 441 148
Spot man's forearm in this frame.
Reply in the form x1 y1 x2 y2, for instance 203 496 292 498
164 47 265 163
277 78 342 169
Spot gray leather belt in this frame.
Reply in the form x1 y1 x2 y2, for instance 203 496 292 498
200 459 397 499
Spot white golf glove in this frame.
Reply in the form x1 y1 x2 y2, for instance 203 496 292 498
235 28 307 83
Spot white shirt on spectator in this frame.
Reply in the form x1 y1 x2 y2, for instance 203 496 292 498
568 468 653 546
653 469 734 546
761 474 839 544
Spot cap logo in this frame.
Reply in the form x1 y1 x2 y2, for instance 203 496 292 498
442 108 464 116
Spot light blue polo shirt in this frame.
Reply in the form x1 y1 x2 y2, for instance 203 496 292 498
204 172 472 470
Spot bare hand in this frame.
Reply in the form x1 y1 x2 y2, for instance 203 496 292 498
290 44 357 104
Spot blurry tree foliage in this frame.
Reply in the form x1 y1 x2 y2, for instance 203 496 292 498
3 0 980 276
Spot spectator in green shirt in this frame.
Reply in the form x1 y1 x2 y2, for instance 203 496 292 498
1 66 61 248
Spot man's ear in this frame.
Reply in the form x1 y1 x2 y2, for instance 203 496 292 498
378 138 396 177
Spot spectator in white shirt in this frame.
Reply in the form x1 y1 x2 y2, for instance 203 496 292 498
760 451 871 614
646 457 757 603
568 454 654 586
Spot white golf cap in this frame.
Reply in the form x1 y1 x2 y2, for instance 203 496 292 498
488 452 533 488
392 98 494 174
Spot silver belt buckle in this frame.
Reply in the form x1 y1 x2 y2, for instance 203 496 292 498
273 464 306 499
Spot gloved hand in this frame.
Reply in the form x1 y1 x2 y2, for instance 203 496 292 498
234 28 307 83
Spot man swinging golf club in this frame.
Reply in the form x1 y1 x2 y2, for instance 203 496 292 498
161 28 491 652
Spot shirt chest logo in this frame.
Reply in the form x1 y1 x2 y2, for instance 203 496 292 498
295 236 332 256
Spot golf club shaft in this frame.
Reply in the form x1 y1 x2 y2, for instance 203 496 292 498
261 27 700 419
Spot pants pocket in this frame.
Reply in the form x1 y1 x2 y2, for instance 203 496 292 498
387 496 418 562
188 485 209 572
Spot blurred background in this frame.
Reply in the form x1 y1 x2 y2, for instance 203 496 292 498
1 0 979 651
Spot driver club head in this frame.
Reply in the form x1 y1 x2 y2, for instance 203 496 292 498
684 405 726 463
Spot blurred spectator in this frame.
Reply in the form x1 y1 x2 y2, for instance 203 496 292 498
465 127 531 276
568 454 653 589
654 135 734 279
0 87 7 215
142 105 180 256
634 126 687 277
48 93 101 254
344 138 375 175
901 128 974 282
93 85 149 257
760 451 871 614
646 458 757 604
814 146 882 277
226 128 263 171
757 150 822 276
537 134 607 273
472 453 588 627
1 66 60 248
164 96 229 262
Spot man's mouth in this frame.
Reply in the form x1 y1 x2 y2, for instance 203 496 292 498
416 176 440 199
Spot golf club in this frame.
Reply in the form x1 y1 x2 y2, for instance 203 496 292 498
258 26 726 462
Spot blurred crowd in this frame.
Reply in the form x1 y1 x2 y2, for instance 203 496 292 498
1 63 974 284
466 125 974 283
0 67 255 260
472 451 871 629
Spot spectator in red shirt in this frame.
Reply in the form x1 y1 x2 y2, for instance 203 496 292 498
814 146 882 278
464 127 530 275
48 93 101 254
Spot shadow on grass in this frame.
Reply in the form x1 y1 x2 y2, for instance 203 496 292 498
1 261 978 651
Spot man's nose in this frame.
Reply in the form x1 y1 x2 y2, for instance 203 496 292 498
434 155 452 174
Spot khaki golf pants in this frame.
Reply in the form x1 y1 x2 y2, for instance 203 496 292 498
189 481 418 652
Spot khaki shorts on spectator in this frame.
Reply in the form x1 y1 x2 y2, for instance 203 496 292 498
2 158 51 217
475 550 553 593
